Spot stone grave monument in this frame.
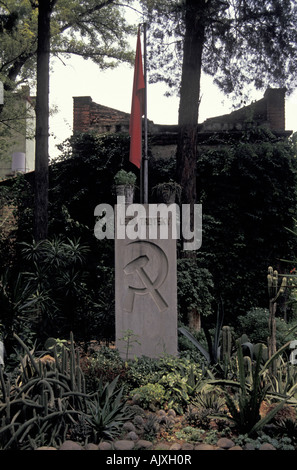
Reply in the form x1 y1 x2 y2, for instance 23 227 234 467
115 203 178 359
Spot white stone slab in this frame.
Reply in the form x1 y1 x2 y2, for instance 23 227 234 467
115 205 178 359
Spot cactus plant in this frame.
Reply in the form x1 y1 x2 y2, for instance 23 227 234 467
267 266 287 376
0 333 130 449
222 326 232 362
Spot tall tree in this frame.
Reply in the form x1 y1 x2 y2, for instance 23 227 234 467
176 0 207 210
33 0 56 241
0 0 134 90
0 0 135 239
141 0 297 206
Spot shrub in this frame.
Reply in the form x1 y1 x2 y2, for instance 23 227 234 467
130 383 167 410
83 346 128 393
175 426 203 443
177 259 214 324
237 307 294 347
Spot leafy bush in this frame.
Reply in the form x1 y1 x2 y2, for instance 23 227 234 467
130 383 167 410
83 346 129 393
237 307 294 347
175 426 204 443
136 356 203 414
3 236 108 343
125 355 163 389
177 259 214 324
196 132 297 322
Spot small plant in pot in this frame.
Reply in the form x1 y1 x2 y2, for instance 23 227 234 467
152 180 182 203
114 170 137 203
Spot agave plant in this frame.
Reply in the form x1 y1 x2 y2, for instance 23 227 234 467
86 376 133 440
179 299 224 364
208 340 290 436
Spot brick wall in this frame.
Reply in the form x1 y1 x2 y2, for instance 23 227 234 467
201 88 287 133
73 97 131 134
73 88 289 152
264 88 286 131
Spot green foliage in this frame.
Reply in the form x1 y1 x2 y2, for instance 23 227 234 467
130 383 167 410
0 332 86 449
177 258 214 323
0 0 134 88
265 361 297 401
0 133 143 344
193 389 225 413
0 268 47 356
142 1 297 97
125 355 162 389
196 133 297 321
126 355 204 414
117 329 141 362
114 169 137 186
0 334 131 449
16 237 93 340
83 347 129 393
149 356 203 414
51 132 135 228
178 299 225 364
235 433 295 451
142 413 161 441
175 426 204 443
86 376 133 440
237 308 295 347
209 341 288 436
273 418 297 447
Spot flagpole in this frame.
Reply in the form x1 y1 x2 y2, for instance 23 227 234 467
143 22 148 204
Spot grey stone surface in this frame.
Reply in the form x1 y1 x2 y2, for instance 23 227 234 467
84 443 99 450
123 421 137 432
126 431 139 440
35 446 57 450
181 443 194 450
98 441 113 450
59 440 84 450
113 440 135 450
115 204 178 359
135 439 154 450
259 443 277 450
170 443 182 450
243 443 256 450
216 437 235 449
195 444 217 450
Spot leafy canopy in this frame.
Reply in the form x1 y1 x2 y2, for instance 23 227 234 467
0 0 135 90
141 0 297 100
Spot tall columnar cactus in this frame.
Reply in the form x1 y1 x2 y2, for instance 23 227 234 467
267 266 287 376
222 326 232 362
0 332 88 449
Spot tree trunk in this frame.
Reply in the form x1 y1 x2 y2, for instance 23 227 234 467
176 0 206 327
176 0 206 212
34 1 53 241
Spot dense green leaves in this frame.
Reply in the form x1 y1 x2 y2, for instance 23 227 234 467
142 0 297 99
196 130 297 321
0 0 134 89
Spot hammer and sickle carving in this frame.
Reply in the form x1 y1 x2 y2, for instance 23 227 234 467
123 241 169 312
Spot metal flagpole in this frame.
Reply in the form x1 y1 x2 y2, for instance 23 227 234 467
143 22 148 204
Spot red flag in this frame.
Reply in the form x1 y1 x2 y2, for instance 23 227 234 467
129 28 145 169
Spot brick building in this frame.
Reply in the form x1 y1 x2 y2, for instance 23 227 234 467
73 88 292 160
